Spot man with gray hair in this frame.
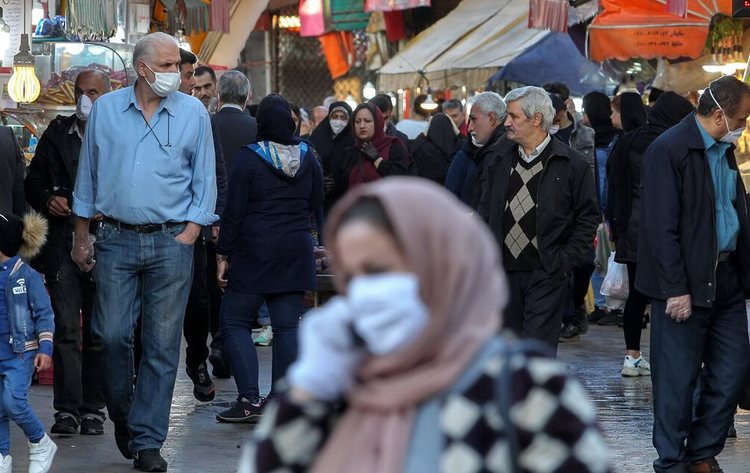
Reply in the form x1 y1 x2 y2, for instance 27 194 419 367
71 32 217 471
479 86 598 352
208 71 257 378
445 91 506 209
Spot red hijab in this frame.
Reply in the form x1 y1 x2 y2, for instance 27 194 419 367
349 103 403 187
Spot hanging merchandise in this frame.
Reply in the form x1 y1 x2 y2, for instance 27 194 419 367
160 0 210 36
383 10 405 41
529 0 569 32
300 0 332 37
67 0 118 41
703 15 745 74
211 0 230 33
331 0 370 31
319 31 354 79
364 0 429 12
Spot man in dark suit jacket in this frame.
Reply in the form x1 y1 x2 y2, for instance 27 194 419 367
0 126 25 216
212 71 257 173
207 70 257 378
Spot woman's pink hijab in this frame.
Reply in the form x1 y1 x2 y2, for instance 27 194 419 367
315 177 508 473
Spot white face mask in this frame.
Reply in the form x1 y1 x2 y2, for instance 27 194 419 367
144 63 181 97
549 124 560 135
330 119 348 136
709 86 745 144
347 273 429 356
76 95 93 121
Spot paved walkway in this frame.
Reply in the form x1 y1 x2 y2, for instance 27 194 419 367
7 325 750 472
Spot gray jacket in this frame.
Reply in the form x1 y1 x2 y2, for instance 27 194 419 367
569 118 596 175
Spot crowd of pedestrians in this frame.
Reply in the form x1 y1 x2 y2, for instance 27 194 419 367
1 29 749 473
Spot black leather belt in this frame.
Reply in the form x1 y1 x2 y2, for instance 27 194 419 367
102 217 184 234
718 252 732 263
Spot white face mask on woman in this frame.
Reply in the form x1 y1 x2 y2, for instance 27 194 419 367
347 273 429 356
144 63 181 97
330 119 348 136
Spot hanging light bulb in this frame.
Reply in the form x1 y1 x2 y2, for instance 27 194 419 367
421 88 439 111
8 34 40 103
176 29 191 52
362 81 376 100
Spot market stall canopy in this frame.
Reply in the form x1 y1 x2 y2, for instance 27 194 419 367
489 32 616 96
377 0 547 91
588 0 732 61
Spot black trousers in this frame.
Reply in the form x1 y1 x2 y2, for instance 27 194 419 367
563 262 594 324
623 262 649 351
205 240 223 348
504 268 567 353
651 261 750 472
47 257 105 420
183 238 211 369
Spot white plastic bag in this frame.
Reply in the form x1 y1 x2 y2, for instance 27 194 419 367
600 252 629 300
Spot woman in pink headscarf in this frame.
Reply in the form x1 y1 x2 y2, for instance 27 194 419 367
242 178 612 473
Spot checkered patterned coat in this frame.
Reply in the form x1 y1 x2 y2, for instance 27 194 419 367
244 346 612 473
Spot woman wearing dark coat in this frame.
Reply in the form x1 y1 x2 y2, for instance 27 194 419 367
331 102 413 196
606 91 694 377
215 94 324 422
310 102 355 213
409 113 464 184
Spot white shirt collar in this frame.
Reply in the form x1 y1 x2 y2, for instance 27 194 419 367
219 104 244 111
518 134 551 163
68 119 84 140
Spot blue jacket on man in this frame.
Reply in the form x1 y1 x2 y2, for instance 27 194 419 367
2 257 54 355
636 113 750 306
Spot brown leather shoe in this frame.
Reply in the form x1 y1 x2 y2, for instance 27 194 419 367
688 458 724 473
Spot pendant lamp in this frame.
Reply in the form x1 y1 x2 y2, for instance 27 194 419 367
8 33 40 103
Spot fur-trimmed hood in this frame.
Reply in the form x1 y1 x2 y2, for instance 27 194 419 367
20 212 48 259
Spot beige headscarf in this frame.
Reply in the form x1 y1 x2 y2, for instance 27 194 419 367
315 177 507 473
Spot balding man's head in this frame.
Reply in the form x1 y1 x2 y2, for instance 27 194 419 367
74 69 112 112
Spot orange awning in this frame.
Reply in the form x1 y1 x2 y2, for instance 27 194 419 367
588 0 731 61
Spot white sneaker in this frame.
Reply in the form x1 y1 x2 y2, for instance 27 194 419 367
0 454 12 473
621 355 651 377
254 325 273 346
28 433 57 473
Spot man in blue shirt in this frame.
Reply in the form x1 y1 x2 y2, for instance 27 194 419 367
71 32 217 472
638 75 750 473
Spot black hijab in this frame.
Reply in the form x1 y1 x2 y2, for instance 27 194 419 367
409 113 463 184
256 94 300 146
583 91 619 148
618 92 647 132
606 91 693 234
310 101 354 171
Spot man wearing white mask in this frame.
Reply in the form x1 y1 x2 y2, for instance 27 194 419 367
25 68 111 438
638 75 750 473
71 33 217 472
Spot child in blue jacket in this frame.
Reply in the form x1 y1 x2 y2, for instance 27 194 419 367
0 212 56 473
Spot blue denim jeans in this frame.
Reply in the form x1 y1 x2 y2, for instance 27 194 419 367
258 302 271 326
0 352 45 455
91 222 194 453
220 291 303 402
